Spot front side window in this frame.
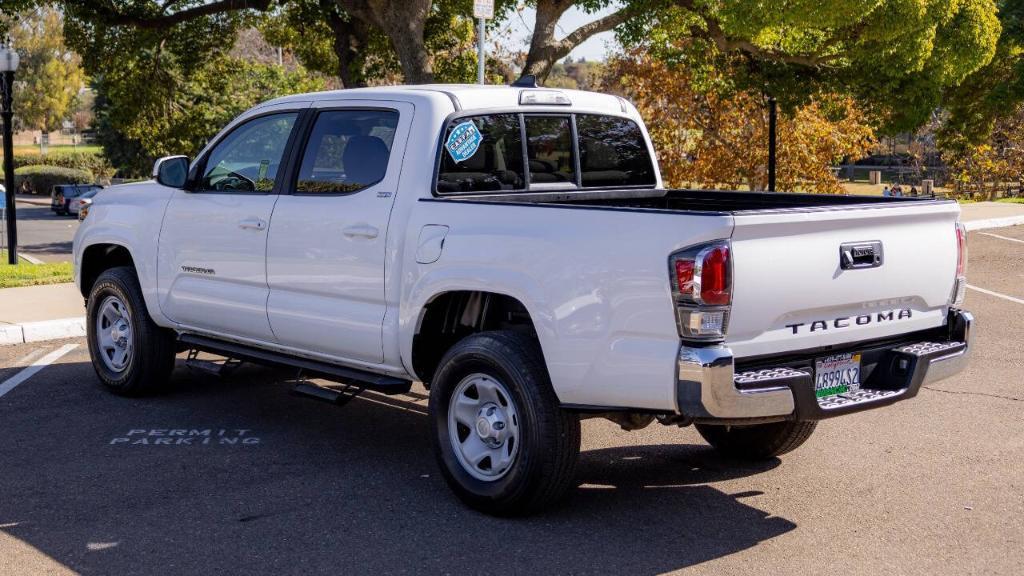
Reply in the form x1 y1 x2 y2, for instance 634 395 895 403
296 109 399 194
198 113 298 192
524 115 576 186
437 114 525 193
576 114 656 187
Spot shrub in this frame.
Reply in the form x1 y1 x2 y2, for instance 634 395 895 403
7 165 95 195
12 150 114 180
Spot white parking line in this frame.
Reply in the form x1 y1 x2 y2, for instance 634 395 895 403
0 344 79 399
967 284 1024 305
979 232 1024 244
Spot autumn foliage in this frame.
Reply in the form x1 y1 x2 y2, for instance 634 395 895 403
605 52 876 193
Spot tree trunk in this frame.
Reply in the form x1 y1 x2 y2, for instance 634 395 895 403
522 0 631 83
322 0 369 87
522 0 570 81
336 0 435 84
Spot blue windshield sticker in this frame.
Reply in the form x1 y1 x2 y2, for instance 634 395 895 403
445 121 483 163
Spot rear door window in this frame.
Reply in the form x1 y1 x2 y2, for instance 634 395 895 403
295 109 399 194
576 114 656 188
437 114 525 193
524 116 576 187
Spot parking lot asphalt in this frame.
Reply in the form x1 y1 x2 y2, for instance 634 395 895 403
5 200 78 262
0 228 1022 576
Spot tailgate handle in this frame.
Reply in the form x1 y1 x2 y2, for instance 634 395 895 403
840 241 883 270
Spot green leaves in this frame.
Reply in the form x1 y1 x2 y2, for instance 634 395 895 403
622 0 1001 133
6 7 85 133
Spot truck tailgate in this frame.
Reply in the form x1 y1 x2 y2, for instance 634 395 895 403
727 201 961 358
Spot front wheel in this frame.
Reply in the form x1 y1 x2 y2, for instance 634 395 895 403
429 331 580 516
86 266 177 396
695 420 818 460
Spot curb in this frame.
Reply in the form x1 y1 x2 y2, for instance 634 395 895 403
0 317 86 346
963 215 1024 231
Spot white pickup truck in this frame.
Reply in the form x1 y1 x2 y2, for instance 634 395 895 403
73 82 972 515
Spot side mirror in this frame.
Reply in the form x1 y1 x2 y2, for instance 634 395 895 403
153 155 190 188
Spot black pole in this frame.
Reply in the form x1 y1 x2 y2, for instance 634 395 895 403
2 70 16 265
767 96 777 192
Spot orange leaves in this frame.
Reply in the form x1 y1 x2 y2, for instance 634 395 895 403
605 51 875 193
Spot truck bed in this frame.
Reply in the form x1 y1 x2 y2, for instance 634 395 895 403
453 188 942 213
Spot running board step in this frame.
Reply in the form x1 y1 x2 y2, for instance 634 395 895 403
178 333 411 395
292 382 365 407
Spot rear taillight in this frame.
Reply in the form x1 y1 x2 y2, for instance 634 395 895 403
670 240 732 341
951 222 967 305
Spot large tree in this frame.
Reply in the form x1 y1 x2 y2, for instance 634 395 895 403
618 0 1002 134
4 7 84 134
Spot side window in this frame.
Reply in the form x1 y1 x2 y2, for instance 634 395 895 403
437 114 525 193
198 113 298 192
524 115 576 187
295 109 399 194
576 114 656 187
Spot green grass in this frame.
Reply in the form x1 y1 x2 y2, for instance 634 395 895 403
12 144 103 155
0 251 73 289
996 197 1024 204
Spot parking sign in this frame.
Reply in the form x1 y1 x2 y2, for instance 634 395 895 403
473 0 493 19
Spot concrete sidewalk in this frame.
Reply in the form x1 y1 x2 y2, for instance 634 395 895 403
959 201 1024 230
14 193 52 207
1 200 1021 346
0 283 85 345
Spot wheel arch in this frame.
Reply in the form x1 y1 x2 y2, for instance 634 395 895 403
79 242 137 298
409 290 546 387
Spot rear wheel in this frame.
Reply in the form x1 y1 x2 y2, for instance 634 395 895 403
695 420 818 460
429 331 580 516
86 266 177 396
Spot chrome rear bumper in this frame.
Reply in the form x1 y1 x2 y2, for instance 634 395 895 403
676 309 973 422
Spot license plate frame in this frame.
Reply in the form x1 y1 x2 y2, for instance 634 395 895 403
814 352 862 398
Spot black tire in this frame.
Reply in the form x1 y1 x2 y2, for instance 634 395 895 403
86 266 177 396
429 331 580 516
695 420 818 460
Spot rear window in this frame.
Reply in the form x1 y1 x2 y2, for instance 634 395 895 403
436 112 654 194
58 185 100 198
576 114 656 187
437 114 525 194
525 116 576 187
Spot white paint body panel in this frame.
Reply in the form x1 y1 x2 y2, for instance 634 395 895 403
157 191 280 341
726 202 960 358
73 84 961 414
266 100 415 363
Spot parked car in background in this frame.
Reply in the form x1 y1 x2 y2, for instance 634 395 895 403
70 188 101 219
52 184 102 216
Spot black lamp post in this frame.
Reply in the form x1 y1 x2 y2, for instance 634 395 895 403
1 40 20 265
767 96 777 192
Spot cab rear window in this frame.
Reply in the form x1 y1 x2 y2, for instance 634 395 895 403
436 114 525 194
436 112 655 194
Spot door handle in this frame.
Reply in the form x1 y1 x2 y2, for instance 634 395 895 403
238 217 267 231
343 224 380 239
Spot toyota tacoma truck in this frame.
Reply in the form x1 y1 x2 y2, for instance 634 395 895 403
73 82 972 515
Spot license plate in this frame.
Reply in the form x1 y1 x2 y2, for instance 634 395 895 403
814 353 861 398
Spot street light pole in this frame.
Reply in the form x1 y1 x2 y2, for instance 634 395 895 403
0 41 19 265
767 96 777 193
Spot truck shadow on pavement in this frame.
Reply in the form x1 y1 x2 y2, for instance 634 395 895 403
0 359 796 575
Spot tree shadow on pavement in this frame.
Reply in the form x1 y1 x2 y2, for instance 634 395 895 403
0 359 796 575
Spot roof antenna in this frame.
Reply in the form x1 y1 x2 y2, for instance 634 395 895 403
511 74 538 88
